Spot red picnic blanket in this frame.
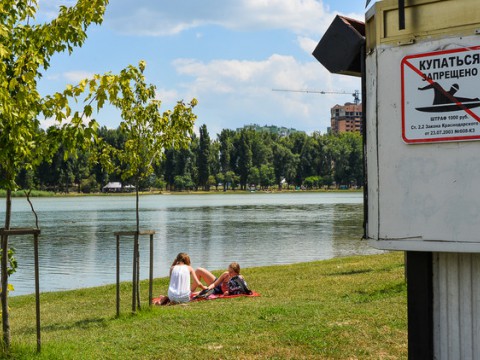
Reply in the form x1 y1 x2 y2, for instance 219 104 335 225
153 291 260 306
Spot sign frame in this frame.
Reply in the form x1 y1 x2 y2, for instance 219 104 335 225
401 45 480 144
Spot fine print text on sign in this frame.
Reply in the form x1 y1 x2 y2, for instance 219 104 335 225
401 45 480 144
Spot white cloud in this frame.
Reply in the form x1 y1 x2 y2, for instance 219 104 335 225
35 1 364 134
105 0 347 37
169 53 361 135
37 0 90 22
39 117 57 129
297 36 319 55
40 0 340 36
39 114 93 130
156 88 181 105
63 71 95 84
173 54 333 96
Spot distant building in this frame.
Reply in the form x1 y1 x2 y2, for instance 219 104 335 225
330 102 363 134
103 182 122 192
102 182 135 193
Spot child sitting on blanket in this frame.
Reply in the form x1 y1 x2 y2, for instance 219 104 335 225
165 253 206 304
193 262 251 296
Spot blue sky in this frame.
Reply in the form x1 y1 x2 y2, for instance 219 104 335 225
37 1 369 137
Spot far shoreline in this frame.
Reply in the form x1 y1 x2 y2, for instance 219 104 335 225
0 188 362 198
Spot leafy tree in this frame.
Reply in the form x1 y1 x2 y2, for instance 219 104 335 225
272 143 297 190
0 0 111 346
153 175 166 191
236 130 253 190
16 169 36 190
290 133 315 187
173 175 185 190
344 132 364 186
59 158 75 193
162 148 176 190
330 133 362 187
103 62 197 232
80 175 99 193
26 126 365 194
90 62 197 312
304 176 321 189
215 172 225 191
36 159 56 191
197 124 211 190
323 174 334 188
170 146 195 191
207 175 217 190
248 167 260 188
98 126 127 149
218 129 234 191
174 174 194 191
312 132 334 178
209 140 220 188
187 134 199 190
1 0 198 345
250 130 271 168
259 164 275 189
71 150 90 193
225 170 238 191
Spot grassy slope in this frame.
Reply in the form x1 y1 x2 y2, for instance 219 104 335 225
4 252 407 359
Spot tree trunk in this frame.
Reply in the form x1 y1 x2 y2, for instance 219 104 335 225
1 189 12 348
135 177 140 234
135 177 140 309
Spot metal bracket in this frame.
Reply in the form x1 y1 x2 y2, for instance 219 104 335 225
397 38 416 46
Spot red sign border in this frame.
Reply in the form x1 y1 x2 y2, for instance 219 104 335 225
401 45 480 144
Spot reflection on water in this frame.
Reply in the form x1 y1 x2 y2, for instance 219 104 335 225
0 192 380 296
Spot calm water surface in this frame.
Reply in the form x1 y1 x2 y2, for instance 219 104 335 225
0 192 380 296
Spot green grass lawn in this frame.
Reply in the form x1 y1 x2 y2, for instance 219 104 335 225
3 252 407 359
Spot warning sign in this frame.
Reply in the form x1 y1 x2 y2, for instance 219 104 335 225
401 45 480 143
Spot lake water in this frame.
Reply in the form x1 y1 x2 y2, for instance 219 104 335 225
0 192 380 296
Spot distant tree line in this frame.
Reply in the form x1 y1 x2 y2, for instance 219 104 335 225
17 124 364 193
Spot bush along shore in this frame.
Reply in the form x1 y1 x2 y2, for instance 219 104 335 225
3 252 407 359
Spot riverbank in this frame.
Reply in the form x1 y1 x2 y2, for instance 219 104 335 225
5 252 407 359
0 188 362 198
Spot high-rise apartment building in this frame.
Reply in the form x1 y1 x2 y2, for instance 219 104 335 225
330 102 363 133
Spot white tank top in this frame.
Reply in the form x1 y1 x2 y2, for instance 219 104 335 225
168 265 191 302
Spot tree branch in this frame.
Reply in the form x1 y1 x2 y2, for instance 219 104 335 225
24 190 39 229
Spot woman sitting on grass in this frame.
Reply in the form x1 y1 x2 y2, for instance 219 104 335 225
194 262 251 296
166 252 206 304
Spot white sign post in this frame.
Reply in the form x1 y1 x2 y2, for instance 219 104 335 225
401 45 480 143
